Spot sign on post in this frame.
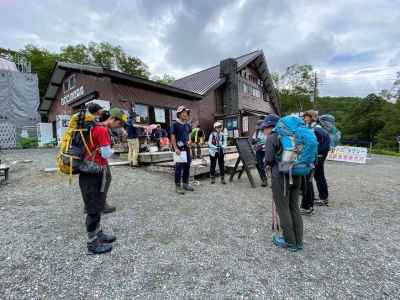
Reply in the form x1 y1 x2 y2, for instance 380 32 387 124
327 146 368 164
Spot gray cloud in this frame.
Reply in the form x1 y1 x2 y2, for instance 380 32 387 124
0 0 399 97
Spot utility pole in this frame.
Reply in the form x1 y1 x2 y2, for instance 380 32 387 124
313 71 318 109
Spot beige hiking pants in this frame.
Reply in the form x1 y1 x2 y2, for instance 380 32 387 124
127 138 140 166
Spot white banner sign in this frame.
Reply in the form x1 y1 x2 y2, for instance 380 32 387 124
61 86 84 105
327 146 368 164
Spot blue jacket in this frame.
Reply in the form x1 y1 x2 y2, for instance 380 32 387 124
126 113 138 139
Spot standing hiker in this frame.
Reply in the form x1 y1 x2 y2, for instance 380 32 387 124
191 123 205 159
171 105 194 194
315 114 340 206
126 109 141 167
251 119 268 187
208 121 227 184
64 103 116 214
79 107 127 255
302 110 331 208
265 114 316 252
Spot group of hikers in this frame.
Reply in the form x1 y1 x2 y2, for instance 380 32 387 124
59 103 337 255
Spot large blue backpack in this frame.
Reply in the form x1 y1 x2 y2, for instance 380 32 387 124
318 114 341 148
274 116 318 176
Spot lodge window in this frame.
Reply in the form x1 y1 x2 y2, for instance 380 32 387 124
242 82 261 99
63 75 76 93
154 107 166 123
171 109 177 121
134 104 149 123
243 83 248 94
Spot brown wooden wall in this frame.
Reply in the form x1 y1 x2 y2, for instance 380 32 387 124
47 72 219 133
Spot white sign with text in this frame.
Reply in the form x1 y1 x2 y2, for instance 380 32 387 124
327 146 368 164
61 86 84 105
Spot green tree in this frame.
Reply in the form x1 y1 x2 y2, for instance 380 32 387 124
19 45 59 97
273 64 315 114
342 94 386 142
380 71 400 102
59 44 90 64
152 73 175 84
8 42 151 97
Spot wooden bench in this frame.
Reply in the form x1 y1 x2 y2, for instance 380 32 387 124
0 163 10 184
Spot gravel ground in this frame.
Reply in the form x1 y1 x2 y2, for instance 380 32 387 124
0 148 399 299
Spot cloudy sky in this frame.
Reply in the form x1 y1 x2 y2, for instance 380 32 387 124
1 0 399 97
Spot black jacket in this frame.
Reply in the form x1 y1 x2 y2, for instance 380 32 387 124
264 133 281 178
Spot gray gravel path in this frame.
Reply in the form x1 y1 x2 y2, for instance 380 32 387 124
0 149 399 299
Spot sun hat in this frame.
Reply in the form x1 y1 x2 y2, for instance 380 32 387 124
260 114 280 129
303 110 318 121
110 107 128 122
176 105 190 114
213 121 223 128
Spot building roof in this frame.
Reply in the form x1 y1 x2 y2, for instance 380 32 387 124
171 50 262 95
171 50 280 113
39 62 202 112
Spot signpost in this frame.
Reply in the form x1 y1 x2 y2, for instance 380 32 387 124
327 146 368 164
229 137 260 188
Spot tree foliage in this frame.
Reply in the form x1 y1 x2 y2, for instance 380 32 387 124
152 73 175 85
20 45 59 97
274 64 400 150
6 42 151 97
380 71 400 102
274 64 315 114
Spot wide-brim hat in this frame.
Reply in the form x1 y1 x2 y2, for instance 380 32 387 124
213 121 223 128
176 105 190 114
260 114 280 129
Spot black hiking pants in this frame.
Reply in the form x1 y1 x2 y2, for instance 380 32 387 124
210 148 225 177
79 166 111 234
301 174 315 210
314 152 329 200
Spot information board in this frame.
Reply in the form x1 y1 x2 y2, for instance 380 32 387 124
327 146 368 164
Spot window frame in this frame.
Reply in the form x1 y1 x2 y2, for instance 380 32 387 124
134 103 150 124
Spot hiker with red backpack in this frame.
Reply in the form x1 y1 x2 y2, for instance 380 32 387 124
265 115 318 252
79 107 127 255
208 121 227 184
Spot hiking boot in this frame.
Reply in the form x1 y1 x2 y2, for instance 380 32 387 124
87 239 113 255
176 185 185 195
314 199 329 206
261 178 268 187
272 235 287 249
97 230 116 243
183 183 194 191
300 207 314 216
220 177 226 185
103 203 116 214
287 244 299 252
211 177 216 184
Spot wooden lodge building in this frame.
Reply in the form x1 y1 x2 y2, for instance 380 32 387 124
39 50 279 142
